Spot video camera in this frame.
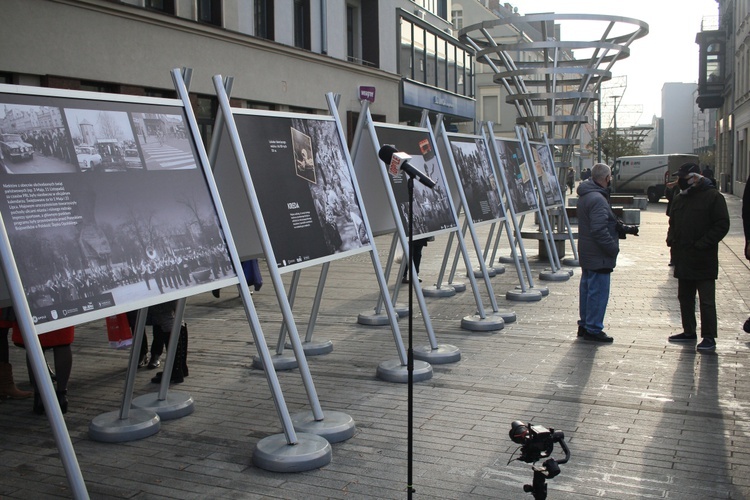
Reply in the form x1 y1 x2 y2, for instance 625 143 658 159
616 219 639 239
509 421 571 499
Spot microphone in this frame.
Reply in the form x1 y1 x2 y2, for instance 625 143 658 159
378 144 436 189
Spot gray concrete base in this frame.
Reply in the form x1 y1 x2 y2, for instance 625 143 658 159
506 288 543 302
357 304 409 325
487 309 517 324
376 358 433 383
470 267 495 278
461 314 505 331
539 269 571 282
421 285 456 297
88 408 160 443
562 257 579 267
516 285 550 297
252 353 298 371
284 339 334 356
291 410 356 443
498 255 515 264
412 343 461 364
131 390 195 421
448 282 466 292
252 433 332 472
492 265 506 275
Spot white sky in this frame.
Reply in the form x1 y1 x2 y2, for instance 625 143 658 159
512 0 719 126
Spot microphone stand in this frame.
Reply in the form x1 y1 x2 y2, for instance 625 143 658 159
407 175 415 498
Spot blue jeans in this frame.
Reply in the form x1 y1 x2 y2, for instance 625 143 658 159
578 269 611 334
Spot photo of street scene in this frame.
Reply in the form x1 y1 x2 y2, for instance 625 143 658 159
0 104 77 174
65 108 143 173
448 136 503 224
131 113 196 171
374 124 457 237
533 143 564 207
291 126 316 184
0 91 235 330
495 138 538 216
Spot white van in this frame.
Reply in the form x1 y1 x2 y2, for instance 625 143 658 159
612 154 699 202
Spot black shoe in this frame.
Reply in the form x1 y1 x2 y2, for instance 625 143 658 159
744 317 750 333
138 353 149 368
583 331 613 343
697 338 716 353
147 358 160 369
56 390 68 414
32 391 44 415
577 325 587 337
151 371 184 384
668 332 697 342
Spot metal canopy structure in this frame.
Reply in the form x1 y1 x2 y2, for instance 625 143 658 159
459 13 648 171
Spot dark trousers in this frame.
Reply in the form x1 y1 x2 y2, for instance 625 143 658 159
677 278 717 338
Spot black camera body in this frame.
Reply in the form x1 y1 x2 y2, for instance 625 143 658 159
509 421 555 463
616 219 639 239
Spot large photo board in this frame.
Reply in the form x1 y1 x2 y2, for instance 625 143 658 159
218 110 371 272
373 124 457 237
494 138 538 216
0 86 237 332
531 143 563 207
446 134 503 224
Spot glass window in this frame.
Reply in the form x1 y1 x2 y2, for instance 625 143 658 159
255 0 273 40
145 0 175 14
198 0 222 26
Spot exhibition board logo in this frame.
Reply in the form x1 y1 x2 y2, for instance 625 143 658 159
359 86 376 102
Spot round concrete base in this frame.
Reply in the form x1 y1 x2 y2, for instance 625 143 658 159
498 255 515 264
291 410 356 443
470 267 496 278
376 359 433 383
412 343 461 364
448 282 466 292
252 353 298 371
131 390 195 421
421 285 456 298
461 314 505 331
487 309 517 324
284 339 334 356
357 304 409 326
539 270 571 282
88 408 160 443
492 265 506 275
562 257 579 267
506 288 543 302
253 433 331 472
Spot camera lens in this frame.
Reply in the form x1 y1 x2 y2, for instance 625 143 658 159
509 420 529 444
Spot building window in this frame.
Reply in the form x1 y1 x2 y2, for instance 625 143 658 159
346 3 361 63
255 0 274 40
198 0 222 26
145 0 175 14
294 0 311 50
451 7 463 30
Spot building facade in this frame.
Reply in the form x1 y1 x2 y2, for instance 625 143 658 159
2 0 477 147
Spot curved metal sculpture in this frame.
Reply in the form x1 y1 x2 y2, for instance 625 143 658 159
460 13 648 170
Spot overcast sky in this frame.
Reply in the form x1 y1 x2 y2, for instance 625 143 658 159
512 0 719 126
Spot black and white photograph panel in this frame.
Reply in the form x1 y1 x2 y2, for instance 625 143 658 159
0 104 78 174
448 136 503 224
131 113 195 171
374 124 457 237
495 138 538 216
533 143 563 207
64 108 140 173
291 126 316 184
229 111 371 271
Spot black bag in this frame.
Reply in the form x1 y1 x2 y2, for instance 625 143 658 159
173 322 189 378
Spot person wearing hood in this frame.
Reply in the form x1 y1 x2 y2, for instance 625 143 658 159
575 162 620 342
666 162 729 352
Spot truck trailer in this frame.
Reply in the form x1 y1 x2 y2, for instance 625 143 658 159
611 154 699 202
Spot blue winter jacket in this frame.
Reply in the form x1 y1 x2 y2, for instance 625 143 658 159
576 179 619 271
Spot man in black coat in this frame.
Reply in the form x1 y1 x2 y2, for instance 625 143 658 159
666 163 730 352
743 174 750 333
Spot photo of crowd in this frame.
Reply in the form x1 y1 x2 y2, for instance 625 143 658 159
448 136 503 224
495 138 538 216
533 143 564 207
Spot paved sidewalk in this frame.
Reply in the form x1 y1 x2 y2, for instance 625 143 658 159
0 194 748 499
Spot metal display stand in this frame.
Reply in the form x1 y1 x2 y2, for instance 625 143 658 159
211 77 359 451
434 118 521 321
516 126 571 282
484 124 548 300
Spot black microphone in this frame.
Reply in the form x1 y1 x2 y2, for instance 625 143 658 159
378 144 436 189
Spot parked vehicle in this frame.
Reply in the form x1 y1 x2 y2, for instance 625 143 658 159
611 154 699 202
0 133 34 162
76 145 102 171
123 148 142 168
96 139 125 171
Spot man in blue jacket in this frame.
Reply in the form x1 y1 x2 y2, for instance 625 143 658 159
576 163 620 342
667 163 730 352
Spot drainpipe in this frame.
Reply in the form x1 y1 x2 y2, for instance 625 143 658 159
321 0 328 55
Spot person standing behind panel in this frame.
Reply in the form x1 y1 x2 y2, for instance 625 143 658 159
666 163 729 353
742 174 750 333
576 163 620 343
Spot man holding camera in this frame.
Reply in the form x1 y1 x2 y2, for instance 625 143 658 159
576 162 633 342
666 163 729 352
